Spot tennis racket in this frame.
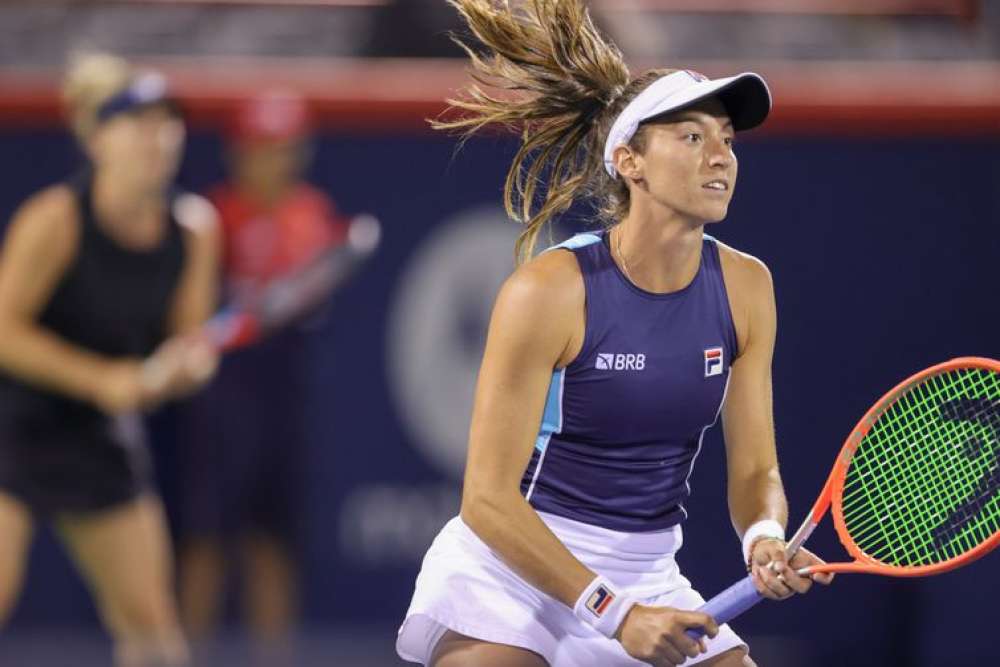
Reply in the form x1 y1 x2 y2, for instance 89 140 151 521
140 213 381 394
204 212 381 352
689 356 1000 638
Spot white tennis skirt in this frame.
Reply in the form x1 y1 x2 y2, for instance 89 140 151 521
396 511 746 666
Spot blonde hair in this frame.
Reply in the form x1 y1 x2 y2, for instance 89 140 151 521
62 51 134 141
435 0 674 264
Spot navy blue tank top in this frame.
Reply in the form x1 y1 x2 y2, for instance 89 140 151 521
519 231 738 532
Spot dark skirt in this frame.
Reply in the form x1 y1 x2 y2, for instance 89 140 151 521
0 389 152 516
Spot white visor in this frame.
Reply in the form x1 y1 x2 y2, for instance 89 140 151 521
603 70 771 177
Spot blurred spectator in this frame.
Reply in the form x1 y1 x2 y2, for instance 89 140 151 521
176 91 349 654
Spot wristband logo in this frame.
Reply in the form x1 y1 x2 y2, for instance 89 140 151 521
586 585 616 617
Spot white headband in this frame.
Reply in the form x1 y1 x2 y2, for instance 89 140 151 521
602 70 771 178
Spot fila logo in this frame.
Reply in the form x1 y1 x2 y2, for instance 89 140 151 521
585 585 615 617
704 347 723 377
596 353 646 371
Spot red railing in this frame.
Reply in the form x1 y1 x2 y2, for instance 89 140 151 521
1 57 997 134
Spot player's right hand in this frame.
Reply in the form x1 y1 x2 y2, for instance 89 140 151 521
139 335 218 403
93 336 216 414
615 604 718 666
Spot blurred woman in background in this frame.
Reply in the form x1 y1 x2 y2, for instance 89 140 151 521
177 91 349 653
0 52 218 666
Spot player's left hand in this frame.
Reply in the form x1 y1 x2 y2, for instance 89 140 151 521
749 538 835 600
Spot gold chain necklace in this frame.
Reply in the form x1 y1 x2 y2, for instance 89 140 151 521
614 226 635 285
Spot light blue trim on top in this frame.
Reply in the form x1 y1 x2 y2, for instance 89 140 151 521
530 232 595 453
549 231 717 252
545 232 602 253
534 368 565 453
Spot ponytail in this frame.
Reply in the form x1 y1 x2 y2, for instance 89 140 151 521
434 0 633 264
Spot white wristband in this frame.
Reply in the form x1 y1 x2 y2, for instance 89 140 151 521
741 519 785 565
573 576 636 639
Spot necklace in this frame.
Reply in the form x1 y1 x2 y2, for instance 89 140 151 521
614 226 635 285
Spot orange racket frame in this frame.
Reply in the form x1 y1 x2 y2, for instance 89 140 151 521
688 356 1000 638
795 356 1000 577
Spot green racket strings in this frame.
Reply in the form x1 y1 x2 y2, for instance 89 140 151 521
841 367 1000 567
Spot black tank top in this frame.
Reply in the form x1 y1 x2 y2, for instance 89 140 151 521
0 173 186 428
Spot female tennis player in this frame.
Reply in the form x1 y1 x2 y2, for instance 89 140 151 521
0 53 218 666
397 2 834 666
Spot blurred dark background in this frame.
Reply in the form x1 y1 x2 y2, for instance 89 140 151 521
0 1 998 666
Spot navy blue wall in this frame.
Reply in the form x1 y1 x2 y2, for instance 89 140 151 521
0 126 997 666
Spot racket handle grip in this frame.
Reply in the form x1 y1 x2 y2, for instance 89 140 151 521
685 575 762 640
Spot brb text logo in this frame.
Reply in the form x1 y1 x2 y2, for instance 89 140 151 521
596 353 646 371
